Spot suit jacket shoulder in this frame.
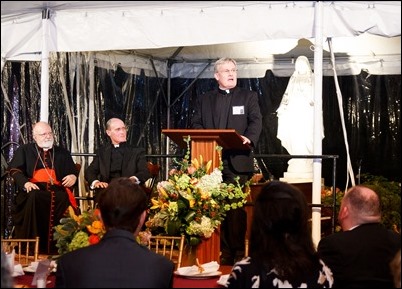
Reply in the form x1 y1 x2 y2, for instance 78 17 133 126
55 230 174 288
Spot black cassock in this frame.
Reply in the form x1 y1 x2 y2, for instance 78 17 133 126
8 143 78 254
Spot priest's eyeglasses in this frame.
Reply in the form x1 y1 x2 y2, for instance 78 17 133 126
220 69 238 74
35 132 53 137
113 127 127 132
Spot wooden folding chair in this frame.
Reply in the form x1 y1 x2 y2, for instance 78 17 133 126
142 162 160 199
244 238 249 258
147 235 185 269
1 237 39 266
73 163 95 211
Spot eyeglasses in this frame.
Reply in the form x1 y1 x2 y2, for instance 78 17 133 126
35 132 53 138
219 69 238 74
112 127 127 132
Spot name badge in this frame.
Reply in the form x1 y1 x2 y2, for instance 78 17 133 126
232 106 244 115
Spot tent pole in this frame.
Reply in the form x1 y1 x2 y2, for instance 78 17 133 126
312 1 324 246
40 9 50 122
165 61 172 179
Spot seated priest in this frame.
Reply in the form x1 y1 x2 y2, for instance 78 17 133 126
84 117 151 203
7 121 79 254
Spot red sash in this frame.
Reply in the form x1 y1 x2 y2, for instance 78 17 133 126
30 168 77 209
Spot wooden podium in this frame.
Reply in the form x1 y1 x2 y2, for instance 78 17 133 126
162 129 251 264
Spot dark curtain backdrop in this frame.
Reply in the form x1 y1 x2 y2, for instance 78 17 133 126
1 56 401 237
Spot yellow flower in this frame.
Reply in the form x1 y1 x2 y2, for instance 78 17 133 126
68 206 80 222
205 160 212 173
189 198 196 208
150 198 168 210
191 157 199 169
159 186 169 198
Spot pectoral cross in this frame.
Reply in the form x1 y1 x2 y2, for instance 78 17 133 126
43 150 54 185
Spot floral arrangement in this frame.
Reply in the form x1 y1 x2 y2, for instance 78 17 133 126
53 206 106 255
145 136 250 246
321 186 344 209
321 186 345 233
54 207 155 256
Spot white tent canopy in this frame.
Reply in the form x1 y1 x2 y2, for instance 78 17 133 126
2 1 401 76
1 1 401 244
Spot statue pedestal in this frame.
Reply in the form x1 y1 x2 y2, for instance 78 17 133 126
280 171 313 183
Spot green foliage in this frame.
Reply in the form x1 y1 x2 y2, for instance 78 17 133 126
322 174 401 233
360 174 401 232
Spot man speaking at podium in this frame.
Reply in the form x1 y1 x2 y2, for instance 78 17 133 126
191 57 262 265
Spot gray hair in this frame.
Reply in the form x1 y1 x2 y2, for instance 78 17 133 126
214 57 237 73
106 118 124 130
344 185 382 223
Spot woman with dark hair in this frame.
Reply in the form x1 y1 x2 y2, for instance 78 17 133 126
225 181 333 288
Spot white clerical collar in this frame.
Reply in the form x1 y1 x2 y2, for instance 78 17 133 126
114 144 119 148
348 224 361 231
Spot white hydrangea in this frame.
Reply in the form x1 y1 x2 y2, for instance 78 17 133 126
196 168 223 194
186 215 217 238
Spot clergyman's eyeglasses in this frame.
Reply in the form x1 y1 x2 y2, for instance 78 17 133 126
220 69 238 74
35 132 53 137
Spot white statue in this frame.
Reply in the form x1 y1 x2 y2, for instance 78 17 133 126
277 56 324 180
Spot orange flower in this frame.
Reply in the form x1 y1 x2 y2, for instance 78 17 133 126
87 220 105 234
93 208 101 219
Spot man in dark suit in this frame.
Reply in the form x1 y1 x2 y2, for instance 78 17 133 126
318 185 401 288
191 57 262 265
55 177 174 288
85 118 151 203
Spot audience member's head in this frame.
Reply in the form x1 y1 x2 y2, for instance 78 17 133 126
390 249 401 288
338 185 381 231
250 181 318 281
98 177 148 235
1 246 13 288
